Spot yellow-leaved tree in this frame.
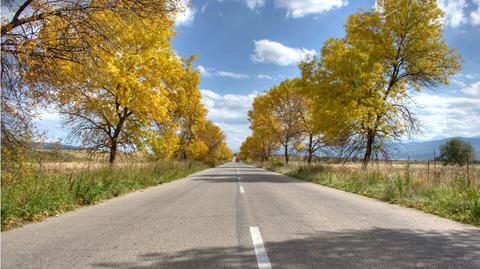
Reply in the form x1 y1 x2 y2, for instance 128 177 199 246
1 0 183 172
301 0 461 166
55 11 184 164
249 80 304 164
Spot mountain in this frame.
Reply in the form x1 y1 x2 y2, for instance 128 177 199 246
32 142 84 151
393 137 480 160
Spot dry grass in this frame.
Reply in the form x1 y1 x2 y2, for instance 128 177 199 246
260 160 480 226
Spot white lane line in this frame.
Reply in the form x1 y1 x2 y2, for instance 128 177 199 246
250 227 272 269
239 186 245 193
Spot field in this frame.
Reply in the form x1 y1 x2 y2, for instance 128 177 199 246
258 160 480 226
1 150 209 230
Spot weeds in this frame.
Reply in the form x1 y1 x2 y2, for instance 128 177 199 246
261 162 480 226
1 161 208 230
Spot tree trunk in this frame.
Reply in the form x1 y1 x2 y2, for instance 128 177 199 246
307 134 313 164
108 110 127 165
363 130 375 168
109 141 117 164
284 144 289 164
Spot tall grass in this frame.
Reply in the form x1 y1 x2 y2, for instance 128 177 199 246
1 161 208 230
261 162 480 226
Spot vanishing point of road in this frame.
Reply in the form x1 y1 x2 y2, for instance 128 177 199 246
2 163 480 268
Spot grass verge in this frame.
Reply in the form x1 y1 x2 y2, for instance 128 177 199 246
1 161 208 230
260 163 480 226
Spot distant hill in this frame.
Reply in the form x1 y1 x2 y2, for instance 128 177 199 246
393 137 480 160
33 142 84 151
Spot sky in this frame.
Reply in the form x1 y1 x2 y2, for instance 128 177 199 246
36 0 480 152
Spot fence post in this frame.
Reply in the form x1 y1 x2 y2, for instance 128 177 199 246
433 148 437 185
427 160 430 181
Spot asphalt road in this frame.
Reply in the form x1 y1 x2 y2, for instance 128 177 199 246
2 162 480 269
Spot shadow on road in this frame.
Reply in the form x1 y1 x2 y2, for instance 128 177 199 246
92 227 480 269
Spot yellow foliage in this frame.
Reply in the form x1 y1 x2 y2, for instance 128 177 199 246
187 140 209 161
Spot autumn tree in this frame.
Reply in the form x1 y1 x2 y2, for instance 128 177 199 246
301 0 460 166
249 80 304 164
195 121 230 165
172 59 208 160
1 0 183 170
238 133 277 162
55 12 185 164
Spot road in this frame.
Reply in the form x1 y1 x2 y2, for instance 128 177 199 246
2 162 480 269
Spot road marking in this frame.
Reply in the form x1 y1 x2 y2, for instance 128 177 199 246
249 227 272 269
239 186 245 193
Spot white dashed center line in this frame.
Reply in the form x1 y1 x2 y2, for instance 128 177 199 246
250 227 272 269
239 186 245 193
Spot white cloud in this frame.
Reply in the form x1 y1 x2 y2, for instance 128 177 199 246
471 0 480 25
246 0 266 9
197 65 211 77
462 81 480 97
217 71 250 79
176 1 197 26
413 80 480 140
201 89 258 150
274 0 347 18
257 74 273 80
438 0 468 27
250 39 316 66
197 65 272 80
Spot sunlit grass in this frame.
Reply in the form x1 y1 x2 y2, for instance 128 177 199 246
260 161 480 226
1 161 208 230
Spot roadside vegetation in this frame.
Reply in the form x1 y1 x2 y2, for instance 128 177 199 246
1 154 209 231
258 160 480 226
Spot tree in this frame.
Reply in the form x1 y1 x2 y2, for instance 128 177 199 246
249 80 304 164
294 79 325 163
1 0 183 168
301 0 461 166
55 12 184 164
438 138 476 166
196 121 229 165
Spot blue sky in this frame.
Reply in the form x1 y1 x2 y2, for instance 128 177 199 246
36 0 480 152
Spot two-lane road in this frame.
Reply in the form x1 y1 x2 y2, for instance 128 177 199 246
2 163 480 268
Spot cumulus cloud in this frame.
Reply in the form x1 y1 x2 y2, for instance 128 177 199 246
176 1 197 26
201 89 258 151
471 0 480 25
413 80 480 140
250 39 316 66
274 0 347 18
437 0 480 27
438 0 468 27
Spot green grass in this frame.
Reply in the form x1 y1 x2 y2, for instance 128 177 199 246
1 161 208 230
261 163 480 226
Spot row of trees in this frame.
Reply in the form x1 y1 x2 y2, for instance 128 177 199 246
240 0 461 166
1 0 232 176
